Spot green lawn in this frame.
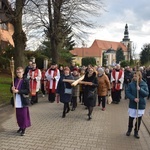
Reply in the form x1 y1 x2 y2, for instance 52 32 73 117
0 74 12 105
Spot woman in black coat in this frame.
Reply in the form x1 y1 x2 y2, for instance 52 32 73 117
83 66 98 120
56 67 74 118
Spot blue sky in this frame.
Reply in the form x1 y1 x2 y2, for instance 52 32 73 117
84 0 150 54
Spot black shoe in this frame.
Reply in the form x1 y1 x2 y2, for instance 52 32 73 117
87 113 92 120
30 101 34 105
21 132 25 136
126 131 131 136
88 116 92 120
62 112 66 118
17 128 22 133
20 129 25 136
134 132 140 139
66 108 70 113
71 108 75 111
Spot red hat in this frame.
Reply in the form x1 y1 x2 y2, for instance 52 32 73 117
73 67 78 72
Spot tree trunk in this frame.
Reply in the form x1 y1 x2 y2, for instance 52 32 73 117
12 0 26 68
48 0 60 64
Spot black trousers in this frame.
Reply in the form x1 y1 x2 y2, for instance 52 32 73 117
63 102 70 113
128 116 142 132
79 91 84 103
72 96 77 109
41 83 45 95
148 86 150 99
87 106 93 116
111 90 121 103
48 93 56 102
98 96 106 108
31 92 38 104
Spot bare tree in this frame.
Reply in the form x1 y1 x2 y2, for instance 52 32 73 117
0 0 27 68
23 0 105 63
2 0 105 65
12 0 27 68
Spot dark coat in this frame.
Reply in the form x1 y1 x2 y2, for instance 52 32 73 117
83 72 98 107
126 80 149 110
11 78 30 107
146 70 150 86
124 70 133 84
56 74 74 103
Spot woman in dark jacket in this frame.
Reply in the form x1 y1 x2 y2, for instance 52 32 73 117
83 66 98 120
126 71 148 139
56 67 74 118
11 67 31 136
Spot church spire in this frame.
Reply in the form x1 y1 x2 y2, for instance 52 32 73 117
122 24 130 41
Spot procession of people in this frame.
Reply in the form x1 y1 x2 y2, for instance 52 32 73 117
10 59 150 139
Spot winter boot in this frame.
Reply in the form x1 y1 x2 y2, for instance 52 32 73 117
126 128 132 136
134 130 140 139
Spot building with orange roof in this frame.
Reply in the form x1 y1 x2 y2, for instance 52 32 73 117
0 0 14 50
70 24 132 66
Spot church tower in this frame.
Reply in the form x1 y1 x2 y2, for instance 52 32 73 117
121 24 132 61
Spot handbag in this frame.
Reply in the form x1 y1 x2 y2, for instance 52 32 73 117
64 82 72 94
107 94 112 104
22 94 30 106
64 88 72 94
87 90 95 99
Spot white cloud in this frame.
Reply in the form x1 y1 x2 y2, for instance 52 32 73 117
26 0 150 54
76 0 150 55
141 21 150 34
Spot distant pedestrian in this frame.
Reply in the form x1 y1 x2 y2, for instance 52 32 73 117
79 68 85 104
126 71 148 139
24 61 33 78
27 62 41 104
111 64 124 104
11 67 31 136
71 68 80 111
41 68 47 97
59 65 64 76
97 68 110 111
56 67 74 118
124 66 133 99
83 66 98 120
146 66 150 99
45 62 60 103
105 68 111 81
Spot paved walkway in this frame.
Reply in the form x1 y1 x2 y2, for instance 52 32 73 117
0 94 150 150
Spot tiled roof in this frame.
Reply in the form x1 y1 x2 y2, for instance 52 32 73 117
71 39 127 57
93 39 127 51
70 47 101 57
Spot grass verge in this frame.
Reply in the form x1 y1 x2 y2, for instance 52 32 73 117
0 74 12 105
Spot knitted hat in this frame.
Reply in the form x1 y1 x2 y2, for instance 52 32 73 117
73 67 78 72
